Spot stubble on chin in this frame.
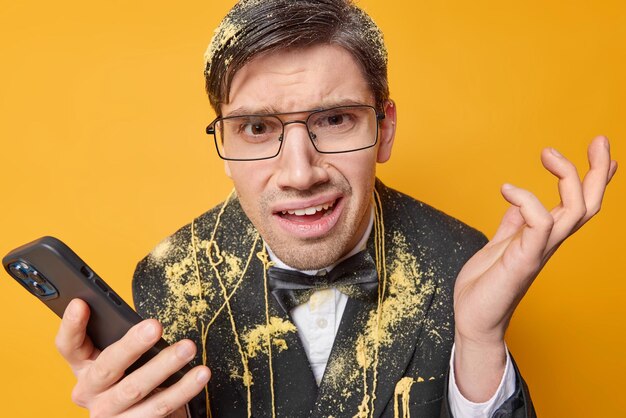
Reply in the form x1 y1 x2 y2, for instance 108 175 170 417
243 180 367 270
268 232 355 270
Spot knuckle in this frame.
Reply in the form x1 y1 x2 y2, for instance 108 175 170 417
71 386 88 408
575 205 587 220
55 331 78 358
89 362 115 382
537 213 554 231
117 379 145 404
587 203 601 217
54 334 67 355
91 408 111 418
154 399 175 416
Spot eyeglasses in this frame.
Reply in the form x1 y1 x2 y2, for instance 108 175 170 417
205 104 385 161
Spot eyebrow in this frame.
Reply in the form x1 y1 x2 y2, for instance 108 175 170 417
225 105 281 117
223 98 373 117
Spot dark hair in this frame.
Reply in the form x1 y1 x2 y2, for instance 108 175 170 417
204 0 389 114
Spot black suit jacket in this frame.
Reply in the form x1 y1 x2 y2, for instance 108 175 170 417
133 181 535 417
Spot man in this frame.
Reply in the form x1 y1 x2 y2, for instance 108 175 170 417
55 0 617 417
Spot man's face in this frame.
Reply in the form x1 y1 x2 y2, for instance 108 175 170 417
222 44 395 270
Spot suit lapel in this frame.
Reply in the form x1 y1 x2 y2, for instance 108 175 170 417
311 295 376 417
219 238 318 416
263 296 319 417
311 267 437 418
312 184 439 418
370 277 438 416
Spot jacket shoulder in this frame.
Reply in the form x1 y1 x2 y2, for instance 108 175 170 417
131 202 224 341
377 182 488 258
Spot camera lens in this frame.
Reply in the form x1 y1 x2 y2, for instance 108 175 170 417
28 270 48 286
30 282 47 296
9 262 29 280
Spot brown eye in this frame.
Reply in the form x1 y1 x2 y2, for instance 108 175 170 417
311 111 356 130
246 123 267 135
327 114 344 126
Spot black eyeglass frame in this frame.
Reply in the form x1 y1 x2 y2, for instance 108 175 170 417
205 104 386 161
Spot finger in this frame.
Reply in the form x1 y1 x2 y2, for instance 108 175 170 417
104 339 198 415
124 366 211 418
500 184 553 261
490 205 524 244
82 319 163 396
579 136 613 221
607 160 618 184
540 147 586 228
55 299 98 372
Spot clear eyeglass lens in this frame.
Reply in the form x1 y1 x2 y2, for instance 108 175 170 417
215 106 377 160
217 115 283 160
307 106 376 152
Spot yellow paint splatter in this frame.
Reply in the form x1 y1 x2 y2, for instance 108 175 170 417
204 16 241 70
393 377 415 418
243 316 297 358
156 184 441 418
352 191 435 418
323 348 360 390
259 249 277 418
157 239 210 343
150 236 172 260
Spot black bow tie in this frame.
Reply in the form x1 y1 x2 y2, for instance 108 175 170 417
267 250 379 313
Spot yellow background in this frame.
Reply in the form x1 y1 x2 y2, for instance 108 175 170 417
0 0 624 416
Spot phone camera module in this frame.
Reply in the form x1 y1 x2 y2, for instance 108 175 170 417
7 262 58 300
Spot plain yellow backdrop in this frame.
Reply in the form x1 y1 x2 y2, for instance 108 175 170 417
1 0 624 416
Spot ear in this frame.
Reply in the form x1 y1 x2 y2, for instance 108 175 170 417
224 160 232 178
376 99 397 163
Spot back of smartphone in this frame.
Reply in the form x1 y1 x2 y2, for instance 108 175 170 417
2 236 189 385
2 236 141 349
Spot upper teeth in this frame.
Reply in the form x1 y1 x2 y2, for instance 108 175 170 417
281 201 334 216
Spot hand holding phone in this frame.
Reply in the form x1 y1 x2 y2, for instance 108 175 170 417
3 237 211 417
57 299 209 417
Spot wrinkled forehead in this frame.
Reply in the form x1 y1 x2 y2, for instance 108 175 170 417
223 45 376 115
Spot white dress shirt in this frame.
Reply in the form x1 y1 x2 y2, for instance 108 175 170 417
266 208 515 417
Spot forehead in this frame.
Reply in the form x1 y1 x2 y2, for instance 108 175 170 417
222 44 375 116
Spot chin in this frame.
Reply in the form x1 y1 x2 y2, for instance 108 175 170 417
268 238 352 270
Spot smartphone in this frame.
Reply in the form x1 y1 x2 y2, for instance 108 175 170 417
2 236 191 387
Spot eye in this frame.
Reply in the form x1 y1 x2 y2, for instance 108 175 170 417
320 113 353 127
244 122 269 136
311 110 357 131
326 114 346 126
234 116 281 140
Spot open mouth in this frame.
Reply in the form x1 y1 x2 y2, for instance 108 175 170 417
276 198 338 223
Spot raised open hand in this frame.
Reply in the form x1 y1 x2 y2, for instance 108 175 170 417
452 135 617 401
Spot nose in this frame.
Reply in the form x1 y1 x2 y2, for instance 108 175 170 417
275 122 329 191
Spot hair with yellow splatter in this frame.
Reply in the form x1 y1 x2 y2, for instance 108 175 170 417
204 0 389 113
